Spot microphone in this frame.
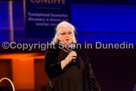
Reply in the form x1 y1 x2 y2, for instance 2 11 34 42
72 48 77 62
72 48 80 69
64 43 77 62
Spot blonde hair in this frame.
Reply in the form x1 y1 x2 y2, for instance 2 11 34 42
51 21 77 44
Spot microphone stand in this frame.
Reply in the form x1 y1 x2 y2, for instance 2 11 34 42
0 77 15 91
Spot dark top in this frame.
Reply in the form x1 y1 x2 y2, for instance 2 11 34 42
58 49 85 91
45 44 100 91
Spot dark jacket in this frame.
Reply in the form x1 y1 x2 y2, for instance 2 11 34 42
45 44 100 91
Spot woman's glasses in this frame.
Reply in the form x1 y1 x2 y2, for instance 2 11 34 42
59 32 73 36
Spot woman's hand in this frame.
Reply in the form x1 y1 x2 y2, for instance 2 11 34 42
61 51 77 69
65 51 77 63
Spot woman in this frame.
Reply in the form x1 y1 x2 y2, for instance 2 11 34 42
45 21 100 91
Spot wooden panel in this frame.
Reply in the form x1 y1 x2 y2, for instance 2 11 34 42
0 59 12 91
34 59 48 91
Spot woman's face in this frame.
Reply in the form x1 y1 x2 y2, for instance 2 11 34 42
57 25 73 45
